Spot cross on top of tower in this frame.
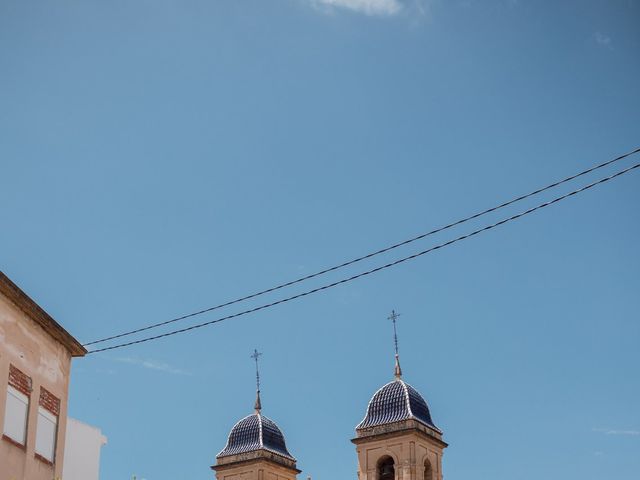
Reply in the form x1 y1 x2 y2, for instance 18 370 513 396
251 348 263 413
387 310 403 379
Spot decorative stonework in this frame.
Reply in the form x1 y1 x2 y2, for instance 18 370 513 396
355 418 444 443
215 448 298 470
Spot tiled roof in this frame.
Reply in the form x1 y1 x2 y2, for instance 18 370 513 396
217 413 295 461
356 379 440 432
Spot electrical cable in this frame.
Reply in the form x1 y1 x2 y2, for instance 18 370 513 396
86 161 640 354
83 147 640 346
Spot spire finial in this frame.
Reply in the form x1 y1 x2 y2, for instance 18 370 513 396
388 310 402 379
251 349 263 413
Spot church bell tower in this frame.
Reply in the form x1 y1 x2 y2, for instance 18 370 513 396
352 311 447 480
212 350 300 480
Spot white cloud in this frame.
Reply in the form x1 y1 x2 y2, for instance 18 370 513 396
314 0 403 16
96 368 116 375
594 32 612 48
115 357 192 376
593 428 640 436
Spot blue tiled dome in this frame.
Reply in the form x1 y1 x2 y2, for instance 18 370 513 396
217 413 295 461
356 379 440 432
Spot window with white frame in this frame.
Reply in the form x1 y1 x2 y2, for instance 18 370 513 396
3 385 29 445
35 406 58 461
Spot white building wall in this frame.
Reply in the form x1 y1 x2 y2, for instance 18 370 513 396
62 418 107 480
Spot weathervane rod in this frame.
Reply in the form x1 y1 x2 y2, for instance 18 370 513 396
388 310 402 379
251 349 263 413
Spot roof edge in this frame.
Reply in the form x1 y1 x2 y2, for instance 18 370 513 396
0 272 87 357
217 445 296 463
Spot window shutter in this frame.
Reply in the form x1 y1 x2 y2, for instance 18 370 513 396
35 407 58 461
3 385 29 445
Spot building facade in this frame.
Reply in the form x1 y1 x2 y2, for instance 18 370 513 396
0 272 86 480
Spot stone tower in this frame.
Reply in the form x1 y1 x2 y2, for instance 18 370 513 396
212 391 300 480
352 352 447 480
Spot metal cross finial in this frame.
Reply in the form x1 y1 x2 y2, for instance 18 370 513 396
388 310 401 356
251 349 263 413
251 349 262 391
387 310 403 379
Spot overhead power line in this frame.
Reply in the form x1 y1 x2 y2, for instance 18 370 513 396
86 161 640 354
84 147 640 347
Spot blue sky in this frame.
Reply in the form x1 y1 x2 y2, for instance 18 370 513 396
1 0 639 479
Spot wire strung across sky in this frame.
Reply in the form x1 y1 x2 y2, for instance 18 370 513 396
86 160 640 354
84 147 640 347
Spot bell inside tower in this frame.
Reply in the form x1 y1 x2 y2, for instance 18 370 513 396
378 456 395 480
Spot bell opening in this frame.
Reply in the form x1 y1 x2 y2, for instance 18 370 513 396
377 456 395 480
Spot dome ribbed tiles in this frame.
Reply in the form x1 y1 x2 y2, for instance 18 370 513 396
356 379 439 432
217 413 295 461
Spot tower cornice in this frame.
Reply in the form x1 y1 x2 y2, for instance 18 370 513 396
212 453 301 474
352 418 448 449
